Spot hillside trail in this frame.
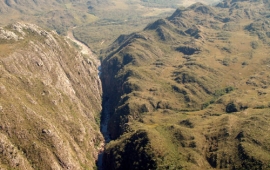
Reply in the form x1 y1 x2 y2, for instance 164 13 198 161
66 28 100 66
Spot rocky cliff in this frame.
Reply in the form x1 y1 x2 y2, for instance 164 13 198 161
0 22 102 169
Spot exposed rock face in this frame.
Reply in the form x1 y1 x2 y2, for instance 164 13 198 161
0 22 102 169
0 27 19 40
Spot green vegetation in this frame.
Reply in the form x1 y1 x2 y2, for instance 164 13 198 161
100 0 270 169
0 24 102 169
0 0 179 53
2 0 270 169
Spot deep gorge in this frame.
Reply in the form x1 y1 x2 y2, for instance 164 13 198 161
1 0 270 169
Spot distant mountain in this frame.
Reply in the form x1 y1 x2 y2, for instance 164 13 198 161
0 0 109 34
100 0 270 169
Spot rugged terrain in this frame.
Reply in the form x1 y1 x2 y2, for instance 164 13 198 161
1 0 270 169
0 22 102 169
100 0 270 169
0 0 110 34
0 0 220 53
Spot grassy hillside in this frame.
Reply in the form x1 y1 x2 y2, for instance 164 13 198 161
100 0 270 169
0 0 221 54
0 0 107 34
72 0 221 53
0 23 102 169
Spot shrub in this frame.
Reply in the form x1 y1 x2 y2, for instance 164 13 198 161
250 41 259 49
226 102 238 113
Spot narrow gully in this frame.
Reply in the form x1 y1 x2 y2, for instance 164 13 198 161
97 98 111 170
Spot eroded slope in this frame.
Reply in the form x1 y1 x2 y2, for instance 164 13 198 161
0 23 102 169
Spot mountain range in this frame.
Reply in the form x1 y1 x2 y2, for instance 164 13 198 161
0 0 110 34
1 0 270 169
100 0 270 169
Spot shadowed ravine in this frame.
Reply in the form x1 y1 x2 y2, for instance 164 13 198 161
97 99 111 169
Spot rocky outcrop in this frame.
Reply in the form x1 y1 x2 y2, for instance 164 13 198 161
0 23 102 169
0 27 20 40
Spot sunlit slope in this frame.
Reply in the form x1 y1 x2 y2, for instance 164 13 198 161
0 0 224 52
0 23 102 169
100 1 270 169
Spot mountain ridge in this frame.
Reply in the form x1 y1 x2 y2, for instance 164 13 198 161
0 0 110 34
0 22 103 169
100 0 270 169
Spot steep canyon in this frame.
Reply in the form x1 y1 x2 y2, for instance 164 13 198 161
1 0 270 169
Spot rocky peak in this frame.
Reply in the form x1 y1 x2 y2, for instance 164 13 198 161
1 22 58 45
11 22 46 36
168 8 184 20
188 2 216 16
144 19 169 30
0 26 20 40
169 2 216 20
